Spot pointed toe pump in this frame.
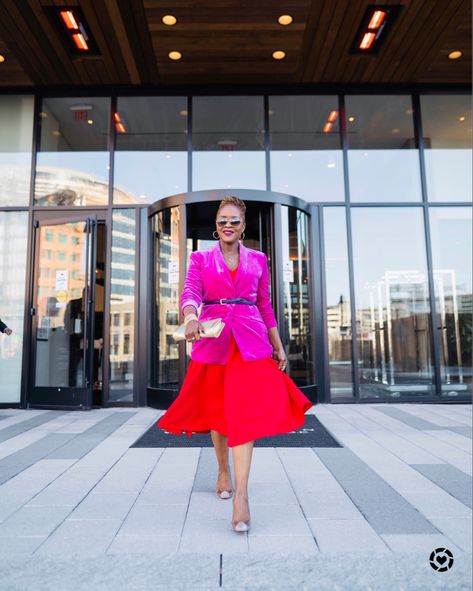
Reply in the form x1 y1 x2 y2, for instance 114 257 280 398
217 489 233 499
232 519 250 532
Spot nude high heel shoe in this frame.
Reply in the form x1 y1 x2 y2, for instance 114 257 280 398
232 519 250 532
217 489 233 499
231 495 250 532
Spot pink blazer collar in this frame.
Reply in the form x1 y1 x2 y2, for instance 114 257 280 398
212 240 248 285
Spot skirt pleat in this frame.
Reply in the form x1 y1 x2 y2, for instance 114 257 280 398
156 332 313 447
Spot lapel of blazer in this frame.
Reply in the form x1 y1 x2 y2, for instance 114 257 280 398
212 240 248 288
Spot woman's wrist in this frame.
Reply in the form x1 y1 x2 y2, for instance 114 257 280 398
184 313 198 325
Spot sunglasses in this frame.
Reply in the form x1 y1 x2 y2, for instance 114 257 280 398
216 217 243 228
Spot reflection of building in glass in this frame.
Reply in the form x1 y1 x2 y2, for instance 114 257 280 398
357 270 433 389
35 166 139 206
326 295 352 359
110 210 136 399
154 207 180 387
37 223 86 329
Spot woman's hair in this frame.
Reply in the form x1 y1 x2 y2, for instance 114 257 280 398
216 196 246 221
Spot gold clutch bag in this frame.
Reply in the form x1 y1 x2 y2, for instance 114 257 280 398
172 317 225 342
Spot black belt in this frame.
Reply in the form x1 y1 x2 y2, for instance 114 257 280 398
202 298 257 305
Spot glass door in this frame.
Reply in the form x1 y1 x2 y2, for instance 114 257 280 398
28 214 99 408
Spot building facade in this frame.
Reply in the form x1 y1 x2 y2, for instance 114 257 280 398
0 89 471 409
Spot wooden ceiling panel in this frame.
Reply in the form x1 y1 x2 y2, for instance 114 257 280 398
0 0 469 87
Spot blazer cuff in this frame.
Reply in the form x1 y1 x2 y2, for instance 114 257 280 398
181 300 201 314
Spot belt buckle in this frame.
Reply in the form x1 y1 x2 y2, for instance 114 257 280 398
219 298 227 305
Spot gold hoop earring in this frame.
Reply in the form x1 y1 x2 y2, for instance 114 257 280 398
213 230 219 239
240 232 245 241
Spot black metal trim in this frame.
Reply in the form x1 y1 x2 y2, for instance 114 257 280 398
147 189 311 216
413 92 443 399
340 94 361 401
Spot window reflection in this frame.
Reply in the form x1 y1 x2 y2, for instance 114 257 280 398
113 97 188 204
109 209 136 402
151 207 180 389
0 212 28 402
421 95 472 202
34 221 89 388
281 206 312 386
429 207 472 397
0 96 34 206
270 96 344 202
323 207 354 399
346 95 422 202
351 207 435 398
192 96 266 190
34 97 110 206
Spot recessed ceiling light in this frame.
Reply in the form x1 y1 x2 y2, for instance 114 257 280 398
162 15 177 26
52 130 61 136
348 116 355 122
169 51 182 60
39 111 48 118
0 55 5 63
268 109 274 116
272 50 286 60
391 128 400 134
179 109 188 116
87 119 94 125
278 15 293 26
448 50 462 60
459 116 465 121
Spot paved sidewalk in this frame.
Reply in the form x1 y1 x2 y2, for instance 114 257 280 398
0 403 471 590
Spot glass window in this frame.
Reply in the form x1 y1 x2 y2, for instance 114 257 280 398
0 95 34 206
34 97 110 206
421 94 472 203
150 207 180 390
346 95 422 202
109 209 136 402
351 207 435 399
429 207 472 398
270 96 344 202
323 207 354 399
192 96 266 191
113 97 188 204
0 212 28 402
281 206 313 387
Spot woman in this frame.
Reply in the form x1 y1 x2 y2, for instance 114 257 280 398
157 196 313 532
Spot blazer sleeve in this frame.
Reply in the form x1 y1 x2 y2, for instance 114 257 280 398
0 318 7 333
180 250 203 315
256 254 278 330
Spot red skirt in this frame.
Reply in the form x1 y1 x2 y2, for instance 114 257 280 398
156 332 313 447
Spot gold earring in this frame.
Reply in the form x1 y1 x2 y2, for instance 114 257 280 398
213 230 219 239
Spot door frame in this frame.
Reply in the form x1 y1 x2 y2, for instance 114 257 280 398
147 188 318 408
26 210 106 410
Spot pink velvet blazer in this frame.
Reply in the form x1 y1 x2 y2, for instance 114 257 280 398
180 241 278 364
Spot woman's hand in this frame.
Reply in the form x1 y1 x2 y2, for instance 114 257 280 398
185 319 205 342
273 346 287 371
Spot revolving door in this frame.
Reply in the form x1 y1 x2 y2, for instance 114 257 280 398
148 190 316 409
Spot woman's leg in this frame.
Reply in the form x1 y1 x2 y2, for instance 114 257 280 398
231 440 254 523
210 430 232 491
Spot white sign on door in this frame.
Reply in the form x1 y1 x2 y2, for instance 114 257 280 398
55 270 69 291
169 261 179 284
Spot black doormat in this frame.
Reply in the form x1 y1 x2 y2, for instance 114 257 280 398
131 414 342 448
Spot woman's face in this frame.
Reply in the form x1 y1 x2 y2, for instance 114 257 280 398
215 204 246 245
